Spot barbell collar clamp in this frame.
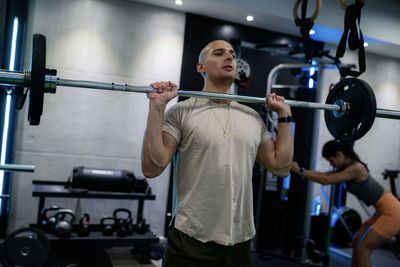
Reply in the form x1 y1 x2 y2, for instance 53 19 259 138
333 100 350 118
46 74 57 93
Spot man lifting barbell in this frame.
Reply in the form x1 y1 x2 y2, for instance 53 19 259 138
142 40 294 267
291 140 400 267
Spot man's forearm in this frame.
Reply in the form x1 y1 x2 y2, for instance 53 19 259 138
142 102 168 177
275 122 294 168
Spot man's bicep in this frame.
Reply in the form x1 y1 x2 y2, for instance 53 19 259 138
256 138 276 170
162 131 179 163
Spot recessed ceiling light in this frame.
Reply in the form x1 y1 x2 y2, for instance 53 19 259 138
363 42 369 47
175 0 183 5
246 15 254 22
309 29 316 35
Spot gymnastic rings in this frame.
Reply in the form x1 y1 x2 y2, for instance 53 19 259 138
293 0 322 23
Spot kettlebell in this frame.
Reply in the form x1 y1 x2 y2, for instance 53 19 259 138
41 205 64 234
78 213 90 237
101 217 116 236
134 216 149 235
113 208 134 237
54 209 75 237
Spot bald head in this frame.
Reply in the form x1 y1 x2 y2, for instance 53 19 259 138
196 40 237 85
198 40 235 63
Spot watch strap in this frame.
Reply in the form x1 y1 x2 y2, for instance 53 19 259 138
278 116 293 123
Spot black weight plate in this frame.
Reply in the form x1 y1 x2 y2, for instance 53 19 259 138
331 208 361 247
28 34 46 125
3 227 49 266
325 78 376 141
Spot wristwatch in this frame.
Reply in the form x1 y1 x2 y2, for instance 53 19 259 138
278 116 293 123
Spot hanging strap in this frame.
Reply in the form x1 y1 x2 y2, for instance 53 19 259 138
293 0 322 63
335 0 366 77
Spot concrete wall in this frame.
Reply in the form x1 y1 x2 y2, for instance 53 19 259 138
9 0 184 236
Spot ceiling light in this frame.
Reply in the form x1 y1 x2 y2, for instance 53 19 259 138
175 0 183 5
363 42 368 47
246 15 254 22
309 29 316 35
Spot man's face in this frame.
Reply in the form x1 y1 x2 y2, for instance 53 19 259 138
198 40 237 82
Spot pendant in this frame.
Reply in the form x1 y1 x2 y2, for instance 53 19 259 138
223 133 228 138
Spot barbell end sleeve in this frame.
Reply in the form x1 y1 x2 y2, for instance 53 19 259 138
0 164 35 173
376 108 400 120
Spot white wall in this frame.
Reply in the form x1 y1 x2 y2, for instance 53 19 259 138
312 46 400 221
9 0 185 236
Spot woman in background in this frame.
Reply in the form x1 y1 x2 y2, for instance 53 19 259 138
291 140 400 267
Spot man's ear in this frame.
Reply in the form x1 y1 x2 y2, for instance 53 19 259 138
196 62 206 76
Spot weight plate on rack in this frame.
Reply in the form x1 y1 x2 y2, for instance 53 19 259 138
3 227 49 266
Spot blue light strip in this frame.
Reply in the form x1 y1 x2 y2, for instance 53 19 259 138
308 67 315 89
9 17 19 72
0 17 19 208
0 97 12 169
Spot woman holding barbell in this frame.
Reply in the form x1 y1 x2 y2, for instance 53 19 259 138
291 140 400 267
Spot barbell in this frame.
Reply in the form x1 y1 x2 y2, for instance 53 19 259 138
1 34 400 142
0 164 35 173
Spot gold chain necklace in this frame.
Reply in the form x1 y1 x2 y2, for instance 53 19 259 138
212 104 230 138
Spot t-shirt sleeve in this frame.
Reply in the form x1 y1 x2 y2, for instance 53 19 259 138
163 105 182 144
258 115 272 145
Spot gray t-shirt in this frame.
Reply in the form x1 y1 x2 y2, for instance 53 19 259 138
163 97 272 245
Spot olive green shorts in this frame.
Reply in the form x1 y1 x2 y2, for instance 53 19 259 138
162 227 253 267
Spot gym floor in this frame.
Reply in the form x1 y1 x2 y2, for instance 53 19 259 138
106 244 400 267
